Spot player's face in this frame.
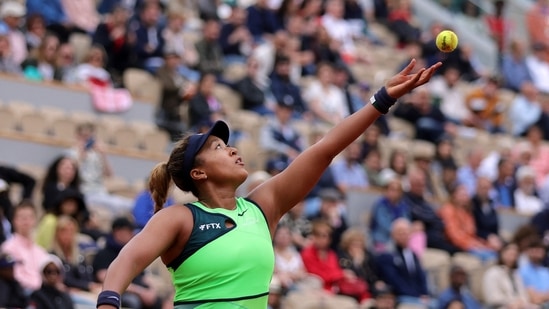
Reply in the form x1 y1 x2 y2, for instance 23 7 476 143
195 136 248 187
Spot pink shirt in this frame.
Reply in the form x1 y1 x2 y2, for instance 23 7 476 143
61 0 99 33
529 145 549 186
1 233 49 291
8 30 27 65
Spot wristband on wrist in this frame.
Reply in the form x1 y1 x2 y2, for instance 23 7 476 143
370 86 397 114
97 290 121 308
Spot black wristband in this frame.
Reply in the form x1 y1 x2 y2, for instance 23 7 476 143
370 86 397 114
97 290 121 308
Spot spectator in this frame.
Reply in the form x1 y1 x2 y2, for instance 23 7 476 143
338 227 386 297
0 252 28 308
50 216 100 301
485 0 511 62
387 0 421 46
29 254 75 309
1 201 49 292
384 149 409 187
0 29 21 75
0 1 27 65
132 188 174 231
370 177 410 252
457 148 485 197
303 62 349 126
358 123 382 162
465 76 506 133
430 135 457 184
432 160 459 204
309 25 346 68
437 265 481 309
321 0 361 62
525 43 549 95
25 0 67 40
439 185 499 262
270 54 307 116
526 0 549 46
259 97 304 164
307 188 349 251
364 149 385 188
518 239 549 306
333 64 363 115
219 6 252 63
59 0 99 35
41 155 81 213
131 1 165 73
162 11 198 69
472 177 500 241
232 57 274 116
67 122 134 215
93 217 164 309
501 39 533 93
155 50 196 141
428 66 471 125
25 13 47 53
483 243 536 309
0 164 36 222
246 0 281 42
278 200 312 250
331 141 370 195
514 166 544 216
195 18 224 76
92 4 134 83
53 43 77 82
405 169 460 255
187 72 225 130
509 82 543 137
524 125 549 186
273 225 307 290
376 218 435 308
22 33 59 81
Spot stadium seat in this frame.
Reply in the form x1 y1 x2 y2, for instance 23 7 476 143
0 104 17 133
50 115 78 142
123 68 162 105
103 176 130 196
110 124 140 150
40 106 66 126
96 115 127 144
70 111 98 124
235 136 268 172
141 129 171 154
223 63 247 82
387 117 415 139
20 110 50 137
213 84 242 114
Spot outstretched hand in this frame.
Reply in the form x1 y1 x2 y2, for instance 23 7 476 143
385 59 442 99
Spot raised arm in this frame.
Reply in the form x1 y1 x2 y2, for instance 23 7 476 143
250 59 441 229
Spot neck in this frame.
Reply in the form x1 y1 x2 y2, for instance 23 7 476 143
199 195 237 211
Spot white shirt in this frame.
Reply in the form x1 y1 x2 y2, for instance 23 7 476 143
428 76 469 121
304 80 348 123
526 55 549 94
321 14 357 55
514 189 544 215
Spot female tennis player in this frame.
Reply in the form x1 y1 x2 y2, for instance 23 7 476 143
97 59 441 309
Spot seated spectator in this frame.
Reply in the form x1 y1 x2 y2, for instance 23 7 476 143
301 219 370 303
501 39 533 93
25 13 46 53
457 148 485 197
131 1 164 73
22 33 59 81
321 0 363 62
0 164 36 222
472 177 501 242
67 123 133 215
35 188 88 250
59 0 99 36
307 189 349 251
0 252 28 308
26 0 68 41
50 216 99 304
303 62 349 126
465 76 506 133
269 54 307 116
219 6 252 63
53 43 77 82
187 72 225 130
278 201 312 251
432 160 459 204
428 66 472 125
41 155 81 213
29 254 75 309
232 57 274 116
162 11 198 70
73 45 114 86
531 208 549 245
309 25 346 69
525 42 549 95
358 124 382 162
0 28 21 75
483 243 536 309
405 169 460 255
377 218 435 308
92 4 134 83
370 177 410 252
331 141 370 195
333 64 363 115
437 265 481 309
510 83 544 137
524 125 549 186
246 0 281 42
518 239 549 306
364 149 384 188
338 227 386 297
430 135 457 183
259 97 304 164
393 86 454 144
439 185 499 262
155 50 196 141
514 166 544 216
93 217 164 309
0 1 27 65
387 0 421 46
132 188 174 231
273 225 307 290
492 158 517 209
195 18 224 76
1 201 49 292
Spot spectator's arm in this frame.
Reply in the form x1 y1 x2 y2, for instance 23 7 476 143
0 166 36 199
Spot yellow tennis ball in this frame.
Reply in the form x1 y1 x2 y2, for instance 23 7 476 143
436 30 459 53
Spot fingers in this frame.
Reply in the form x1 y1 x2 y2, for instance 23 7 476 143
398 58 417 76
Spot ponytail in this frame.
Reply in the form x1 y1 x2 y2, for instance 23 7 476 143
149 162 171 213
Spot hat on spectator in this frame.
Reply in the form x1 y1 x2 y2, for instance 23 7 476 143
0 1 26 18
318 188 343 202
39 254 63 274
0 253 18 268
516 165 536 182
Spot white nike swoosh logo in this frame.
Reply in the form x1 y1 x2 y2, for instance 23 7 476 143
107 296 119 300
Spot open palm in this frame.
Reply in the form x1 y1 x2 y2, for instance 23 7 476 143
385 59 442 99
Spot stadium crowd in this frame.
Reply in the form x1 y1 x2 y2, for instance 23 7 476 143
1 0 549 308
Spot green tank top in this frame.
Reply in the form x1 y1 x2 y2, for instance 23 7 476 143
167 198 274 308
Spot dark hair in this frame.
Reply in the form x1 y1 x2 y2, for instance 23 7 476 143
42 156 80 193
497 242 518 269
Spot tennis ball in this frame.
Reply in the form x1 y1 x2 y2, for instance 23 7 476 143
436 30 458 53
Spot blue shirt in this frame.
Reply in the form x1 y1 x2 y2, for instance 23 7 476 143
331 160 369 190
519 258 549 293
370 197 410 246
501 54 532 92
132 190 174 229
437 287 481 309
509 95 542 136
457 165 478 197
